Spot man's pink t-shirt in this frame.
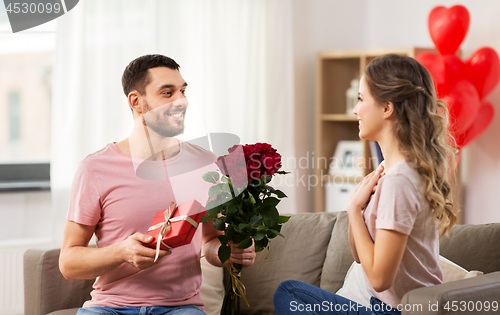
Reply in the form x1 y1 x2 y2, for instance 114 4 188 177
362 160 443 307
67 141 218 308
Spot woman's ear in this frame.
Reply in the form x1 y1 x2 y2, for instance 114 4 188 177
383 102 394 119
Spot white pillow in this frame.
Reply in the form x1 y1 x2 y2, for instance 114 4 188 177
439 255 483 283
200 257 224 315
336 256 483 307
336 262 372 307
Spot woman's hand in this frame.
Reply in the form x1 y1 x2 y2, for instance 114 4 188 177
349 165 384 213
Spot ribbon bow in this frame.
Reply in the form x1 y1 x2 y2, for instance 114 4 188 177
148 201 199 262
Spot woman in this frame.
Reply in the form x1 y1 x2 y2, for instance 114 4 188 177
273 54 457 315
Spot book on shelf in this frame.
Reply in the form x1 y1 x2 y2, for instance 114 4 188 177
369 141 384 169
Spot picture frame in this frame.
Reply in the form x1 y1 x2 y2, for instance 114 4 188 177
328 140 364 177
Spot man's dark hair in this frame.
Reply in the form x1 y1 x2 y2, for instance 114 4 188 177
122 54 180 96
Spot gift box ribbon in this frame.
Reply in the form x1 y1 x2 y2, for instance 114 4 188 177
148 201 200 262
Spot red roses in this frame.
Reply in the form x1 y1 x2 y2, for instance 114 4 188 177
216 142 282 187
203 142 288 314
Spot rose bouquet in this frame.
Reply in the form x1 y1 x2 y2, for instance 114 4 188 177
201 142 289 315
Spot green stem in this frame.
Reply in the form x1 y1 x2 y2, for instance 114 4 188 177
237 287 241 315
234 263 242 315
220 263 243 315
220 277 232 315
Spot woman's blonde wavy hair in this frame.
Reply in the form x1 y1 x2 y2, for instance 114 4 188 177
364 54 457 237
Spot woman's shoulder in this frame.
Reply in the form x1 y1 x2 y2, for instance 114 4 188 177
375 161 429 217
380 160 423 195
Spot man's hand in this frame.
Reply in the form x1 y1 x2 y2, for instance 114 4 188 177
119 233 171 270
229 241 256 267
202 218 256 268
60 221 171 280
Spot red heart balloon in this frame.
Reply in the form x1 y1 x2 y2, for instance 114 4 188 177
444 80 481 138
428 5 470 55
416 52 445 95
441 54 466 96
455 101 495 147
465 47 500 99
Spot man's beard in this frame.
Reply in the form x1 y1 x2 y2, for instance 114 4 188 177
142 101 185 137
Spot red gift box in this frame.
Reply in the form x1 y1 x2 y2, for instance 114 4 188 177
145 200 207 254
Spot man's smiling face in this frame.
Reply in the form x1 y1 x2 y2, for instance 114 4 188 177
141 67 188 137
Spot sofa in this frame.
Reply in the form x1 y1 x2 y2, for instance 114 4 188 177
24 212 500 315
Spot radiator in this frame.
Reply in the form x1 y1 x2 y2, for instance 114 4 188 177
0 238 52 315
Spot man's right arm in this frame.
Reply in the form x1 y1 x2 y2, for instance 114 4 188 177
59 220 168 280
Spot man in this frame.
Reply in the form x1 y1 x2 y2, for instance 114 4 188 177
59 54 255 315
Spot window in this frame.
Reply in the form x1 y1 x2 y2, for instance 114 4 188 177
0 52 53 163
0 4 55 191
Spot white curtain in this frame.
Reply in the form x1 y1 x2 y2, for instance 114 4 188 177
51 0 295 243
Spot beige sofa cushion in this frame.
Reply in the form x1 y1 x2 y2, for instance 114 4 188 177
238 212 338 315
47 309 79 315
439 222 500 274
320 211 354 293
24 247 94 315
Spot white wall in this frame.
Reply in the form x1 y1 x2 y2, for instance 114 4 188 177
292 0 364 213
0 191 52 240
292 0 500 223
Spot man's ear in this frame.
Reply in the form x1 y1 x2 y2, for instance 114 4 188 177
128 91 142 114
383 101 394 119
